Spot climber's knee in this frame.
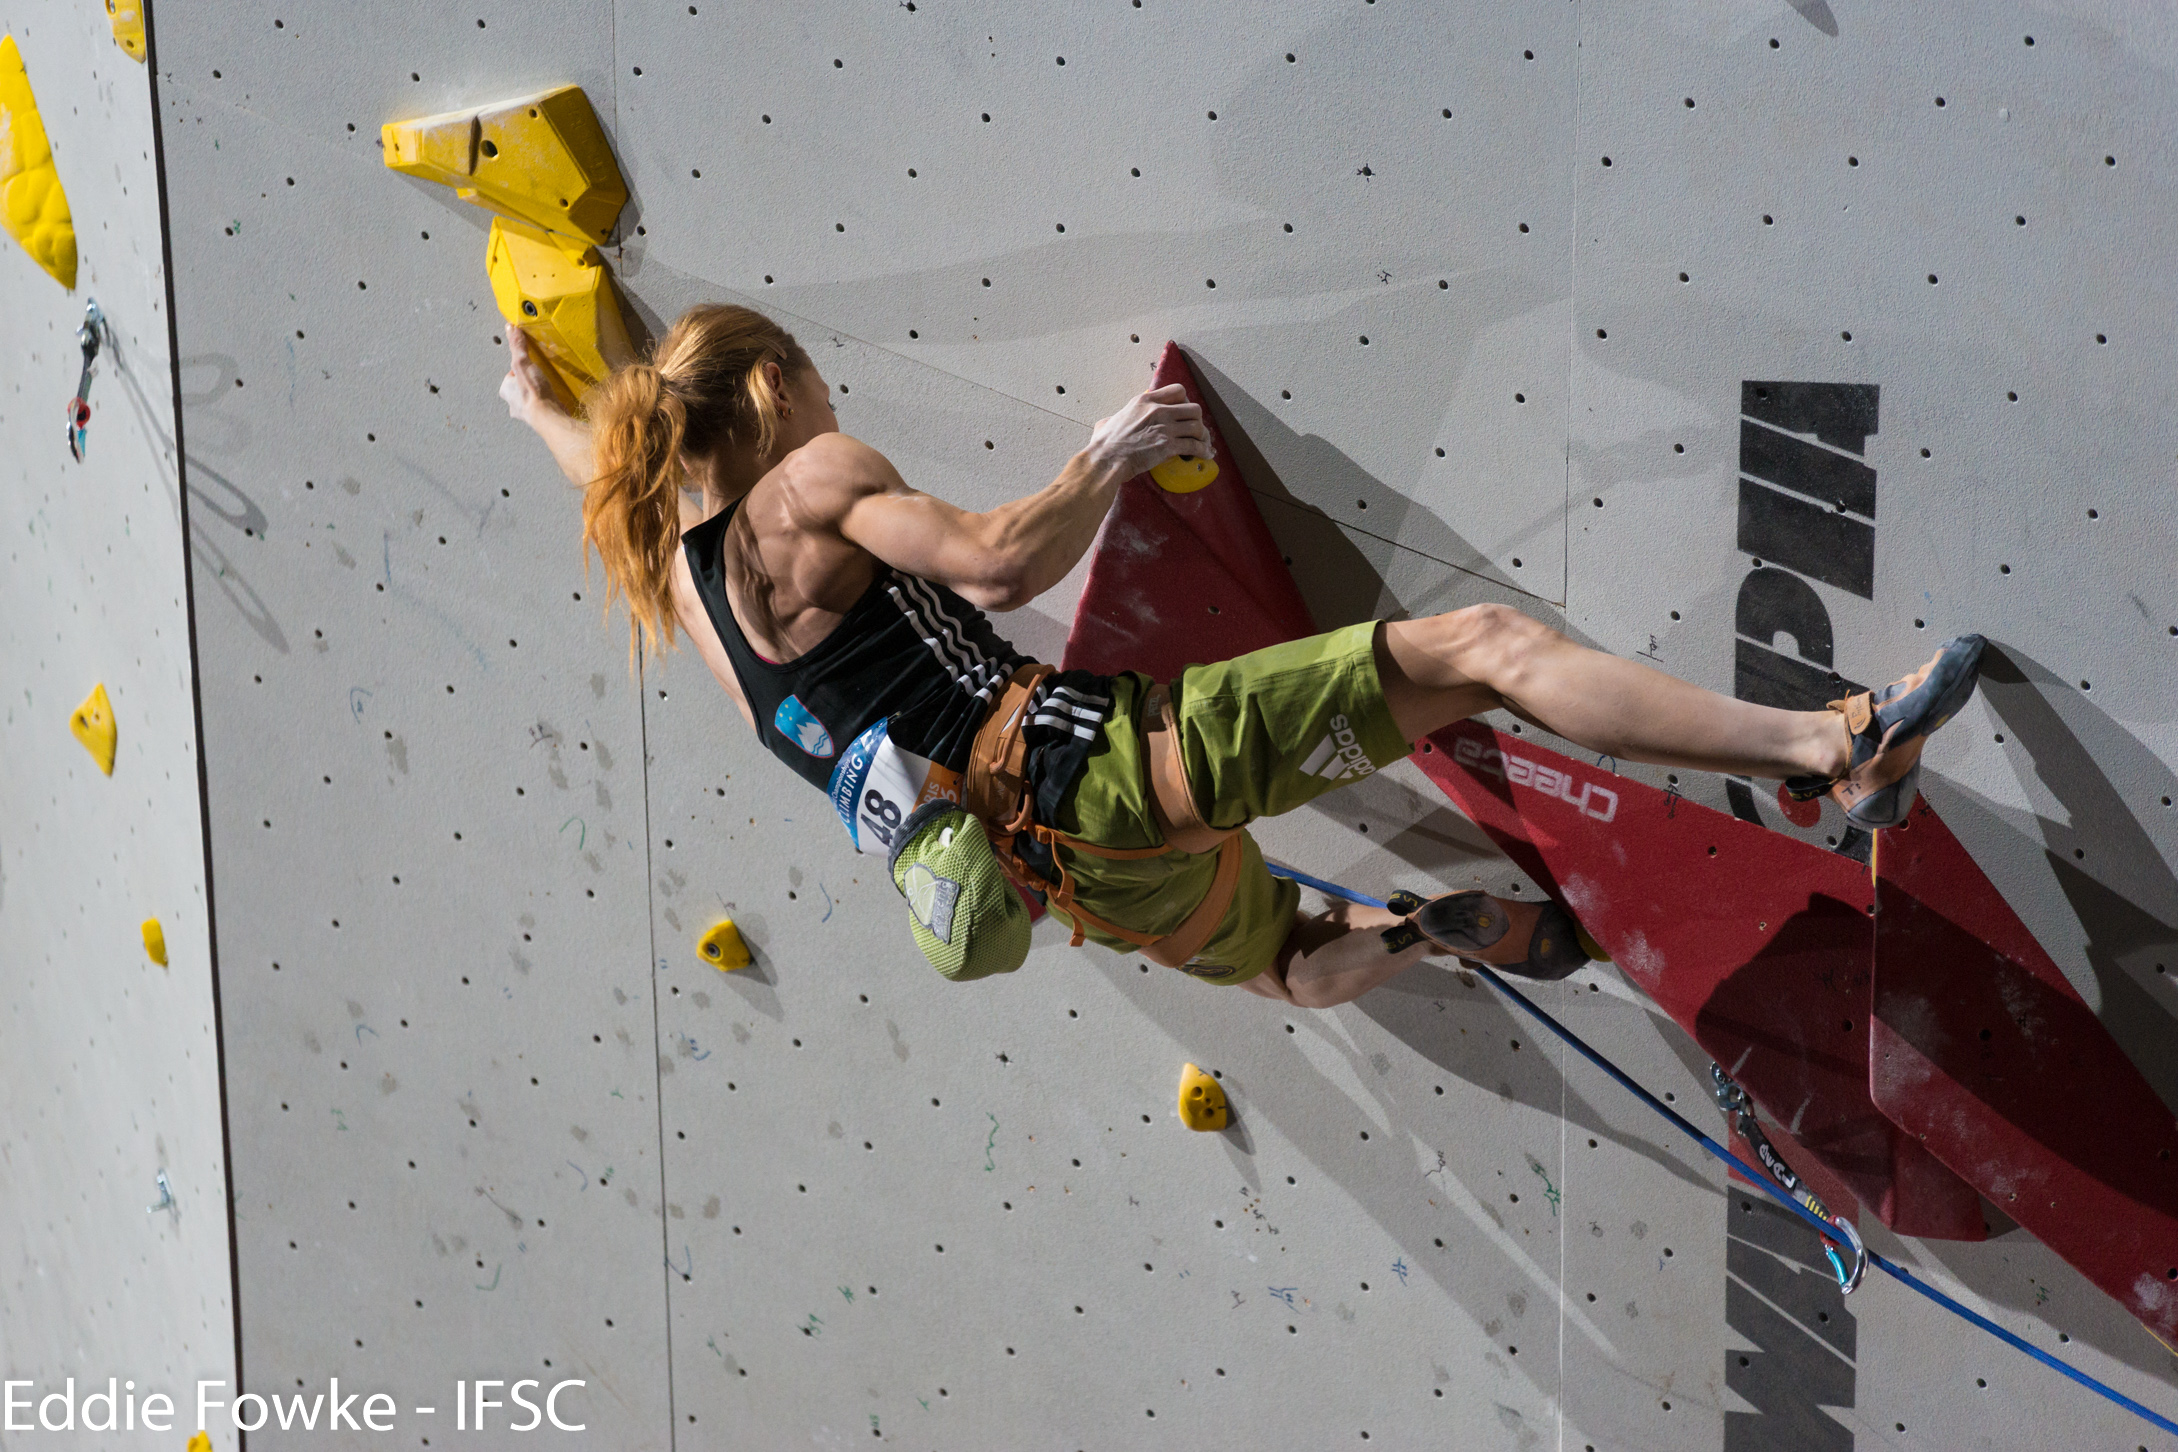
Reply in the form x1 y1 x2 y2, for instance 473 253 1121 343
1379 606 1547 740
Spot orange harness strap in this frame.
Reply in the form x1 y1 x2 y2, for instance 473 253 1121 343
964 666 1243 970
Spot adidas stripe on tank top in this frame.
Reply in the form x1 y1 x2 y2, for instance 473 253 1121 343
681 503 1113 862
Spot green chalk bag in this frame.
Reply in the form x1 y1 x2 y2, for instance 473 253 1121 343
886 800 1031 982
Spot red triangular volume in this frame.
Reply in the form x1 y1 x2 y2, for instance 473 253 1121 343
1872 800 2178 1342
1411 720 1987 1243
1062 342 1315 680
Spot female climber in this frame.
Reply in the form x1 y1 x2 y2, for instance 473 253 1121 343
500 303 1983 1009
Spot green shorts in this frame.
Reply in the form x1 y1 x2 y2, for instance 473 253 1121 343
1044 621 1411 985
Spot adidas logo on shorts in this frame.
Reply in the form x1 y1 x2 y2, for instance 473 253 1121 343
1299 713 1376 781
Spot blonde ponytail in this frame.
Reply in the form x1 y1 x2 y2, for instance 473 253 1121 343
578 304 814 670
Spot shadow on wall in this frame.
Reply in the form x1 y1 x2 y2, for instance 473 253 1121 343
1086 941 1737 1423
1188 354 1557 626
1786 1 1842 39
1962 645 2178 1112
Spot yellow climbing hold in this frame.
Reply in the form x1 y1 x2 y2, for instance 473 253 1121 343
487 215 630 411
142 917 167 966
70 682 116 775
105 0 146 62
187 1433 212 1452
382 85 627 245
698 918 751 972
1178 1062 1228 1132
1150 455 1218 494
0 34 78 289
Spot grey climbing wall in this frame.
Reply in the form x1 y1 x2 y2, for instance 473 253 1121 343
0 0 239 1437
152 7 677 1447
129 1 2178 1449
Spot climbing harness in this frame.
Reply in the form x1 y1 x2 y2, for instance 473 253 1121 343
964 667 1241 970
67 297 103 462
1261 858 2178 1440
1709 1063 1867 1293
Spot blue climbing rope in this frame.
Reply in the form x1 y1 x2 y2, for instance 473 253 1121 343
1264 861 2178 1439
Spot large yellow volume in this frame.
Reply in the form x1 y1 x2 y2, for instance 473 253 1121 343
487 215 630 412
0 34 77 288
382 85 626 245
106 0 146 61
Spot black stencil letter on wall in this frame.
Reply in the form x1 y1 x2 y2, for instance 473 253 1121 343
1735 569 1836 668
1738 481 1876 599
1741 381 1879 456
1724 1199 1858 1451
1740 421 1877 519
1735 639 1853 713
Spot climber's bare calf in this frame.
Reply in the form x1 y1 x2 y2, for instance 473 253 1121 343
1375 605 1850 781
1244 607 1856 1009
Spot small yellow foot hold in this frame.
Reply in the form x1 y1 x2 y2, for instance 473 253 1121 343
381 84 627 244
105 0 146 61
70 682 117 774
1150 456 1218 494
187 1432 212 1452
698 918 751 971
486 215 630 411
0 34 78 289
142 917 167 966
1178 1062 1228 1131
1574 922 1610 963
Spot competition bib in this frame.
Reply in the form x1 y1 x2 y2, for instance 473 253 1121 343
827 718 963 855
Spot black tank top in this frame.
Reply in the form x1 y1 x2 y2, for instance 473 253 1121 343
682 501 1116 870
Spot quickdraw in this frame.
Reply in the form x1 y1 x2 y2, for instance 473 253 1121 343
67 297 104 462
1709 1063 1867 1294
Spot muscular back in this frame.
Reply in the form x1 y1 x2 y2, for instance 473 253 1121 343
668 433 897 729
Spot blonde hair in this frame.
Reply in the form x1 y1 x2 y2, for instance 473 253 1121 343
581 303 813 667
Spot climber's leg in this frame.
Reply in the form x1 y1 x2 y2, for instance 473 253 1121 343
1375 605 1851 781
1243 903 1429 1009
1243 885 1600 1008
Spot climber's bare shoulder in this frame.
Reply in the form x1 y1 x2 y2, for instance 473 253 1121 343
664 434 905 729
749 432 909 538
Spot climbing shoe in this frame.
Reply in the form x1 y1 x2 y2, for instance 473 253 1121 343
1381 888 1597 982
1783 633 1985 830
